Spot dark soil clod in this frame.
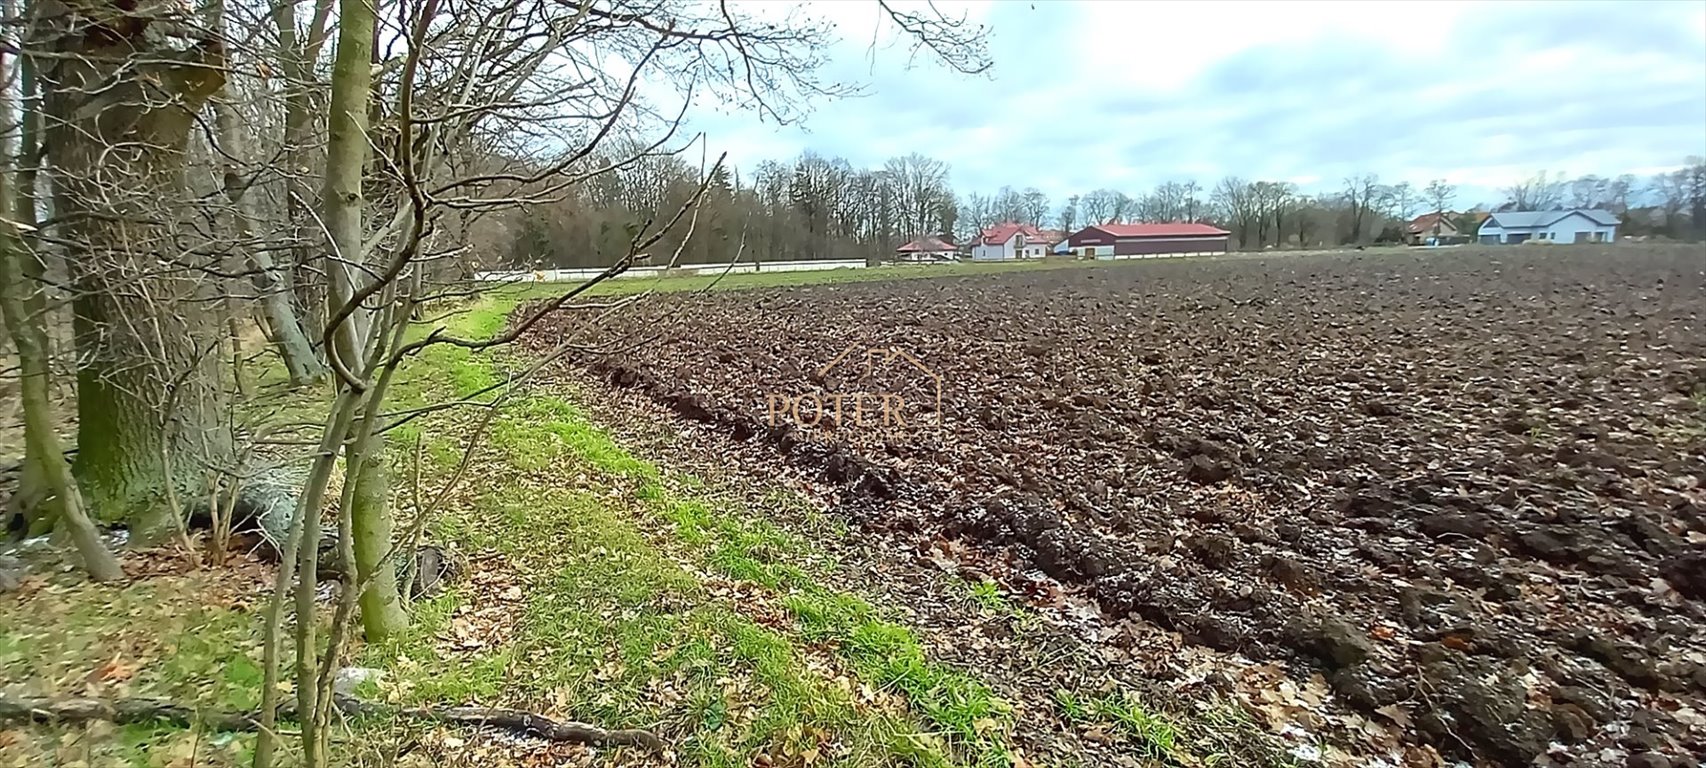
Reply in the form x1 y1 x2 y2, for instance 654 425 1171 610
525 247 1706 766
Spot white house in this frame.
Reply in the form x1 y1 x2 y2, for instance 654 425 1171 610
971 222 1056 261
1477 209 1619 245
971 222 1025 261
894 236 957 262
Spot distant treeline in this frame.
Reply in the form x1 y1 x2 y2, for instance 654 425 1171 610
497 151 1706 267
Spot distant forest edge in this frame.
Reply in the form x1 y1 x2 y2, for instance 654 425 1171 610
499 150 1706 269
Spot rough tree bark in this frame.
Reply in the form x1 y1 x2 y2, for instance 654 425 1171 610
1 2 121 580
37 0 233 541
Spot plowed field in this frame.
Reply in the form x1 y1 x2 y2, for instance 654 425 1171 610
528 245 1706 765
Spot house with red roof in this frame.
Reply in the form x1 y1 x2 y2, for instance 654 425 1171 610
1063 222 1231 259
894 235 957 262
1405 212 1461 245
971 222 1059 261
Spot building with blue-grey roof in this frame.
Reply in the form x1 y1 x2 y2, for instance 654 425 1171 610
1476 209 1620 245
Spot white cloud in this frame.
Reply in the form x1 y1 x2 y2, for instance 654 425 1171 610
666 0 1706 207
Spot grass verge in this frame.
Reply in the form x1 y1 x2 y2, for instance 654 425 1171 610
378 295 1015 765
1 289 1015 767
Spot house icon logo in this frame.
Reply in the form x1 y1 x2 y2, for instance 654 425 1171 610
764 344 943 428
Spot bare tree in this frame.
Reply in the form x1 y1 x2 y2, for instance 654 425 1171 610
273 0 337 337
1256 181 1296 248
1111 192 1138 224
0 233 121 582
1425 179 1455 218
1212 176 1259 248
1342 174 1382 244
0 0 985 761
1650 170 1687 235
1181 180 1203 222
1081 188 1119 225
243 1 990 765
1293 194 1319 248
874 0 991 75
1423 179 1456 241
1503 171 1566 211
1140 180 1192 223
1606 174 1637 214
0 0 121 581
1388 181 1416 221
963 191 994 240
1569 175 1609 209
791 152 851 253
1683 156 1706 239
1056 194 1078 234
991 185 1024 224
884 153 952 238
1019 187 1049 226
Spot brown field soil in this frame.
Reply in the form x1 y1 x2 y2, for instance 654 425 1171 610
524 244 1706 766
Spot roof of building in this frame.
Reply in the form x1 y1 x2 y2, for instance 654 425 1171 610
1087 222 1231 238
980 221 1044 246
1485 209 1620 229
1406 212 1457 234
896 236 955 253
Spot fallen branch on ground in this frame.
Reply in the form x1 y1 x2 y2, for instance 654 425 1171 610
0 696 267 732
403 704 663 750
0 694 667 752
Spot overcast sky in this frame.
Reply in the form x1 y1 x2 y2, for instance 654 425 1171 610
671 0 1706 210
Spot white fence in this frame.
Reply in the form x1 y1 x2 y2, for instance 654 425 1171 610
476 259 869 283
1093 251 1225 260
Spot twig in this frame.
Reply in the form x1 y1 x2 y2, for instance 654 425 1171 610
0 694 667 752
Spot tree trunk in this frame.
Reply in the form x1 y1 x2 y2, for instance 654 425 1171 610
213 0 324 387
10 457 54 534
253 385 361 768
254 245 325 385
324 0 405 642
275 0 333 344
1 13 122 580
322 0 374 399
39 4 232 541
0 235 123 582
6 3 56 535
348 433 407 638
225 298 249 398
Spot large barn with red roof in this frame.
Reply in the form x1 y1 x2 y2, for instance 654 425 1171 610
1063 222 1231 259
